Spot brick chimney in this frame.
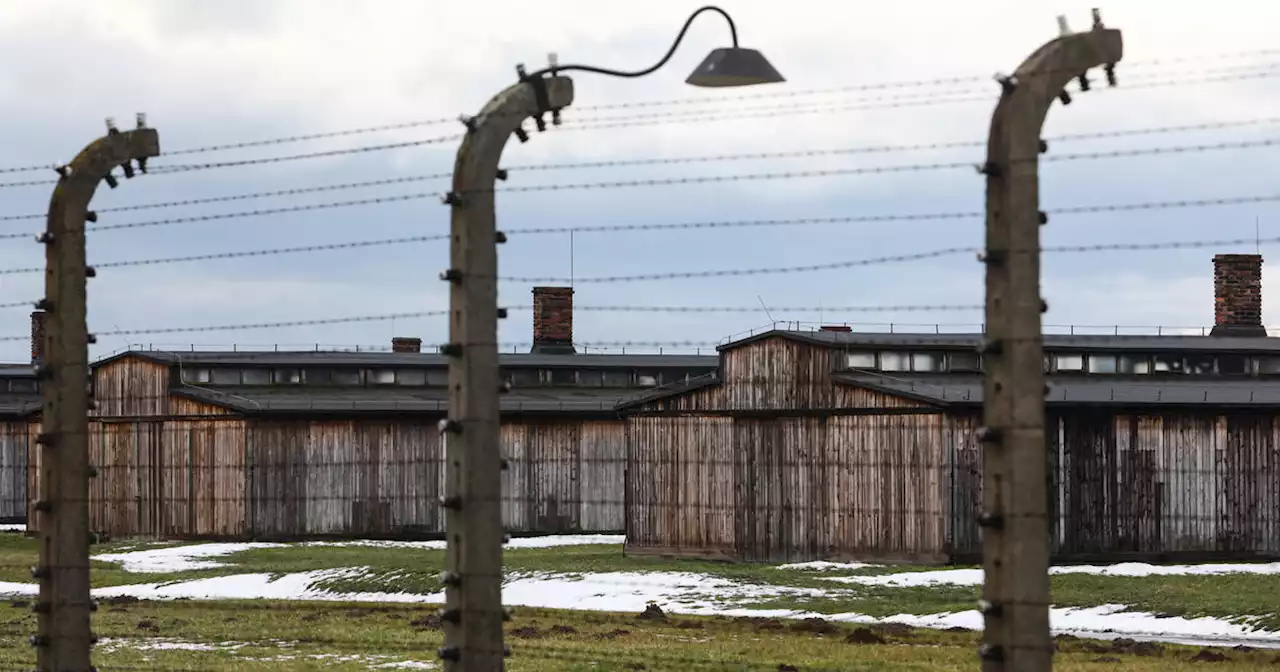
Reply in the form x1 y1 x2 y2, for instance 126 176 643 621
30 310 46 365
531 286 575 354
1212 254 1266 337
391 337 422 353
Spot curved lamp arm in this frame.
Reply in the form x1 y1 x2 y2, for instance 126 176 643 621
524 5 737 80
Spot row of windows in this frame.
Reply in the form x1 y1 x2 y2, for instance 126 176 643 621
846 350 1280 376
1 378 37 394
180 367 711 388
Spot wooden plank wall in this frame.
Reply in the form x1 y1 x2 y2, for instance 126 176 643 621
501 420 626 534
949 410 1280 560
0 421 30 522
92 357 170 417
626 413 953 563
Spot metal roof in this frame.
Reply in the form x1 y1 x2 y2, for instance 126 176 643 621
0 394 39 418
113 350 717 369
176 385 632 415
0 364 35 377
725 330 1280 354
839 372 1280 407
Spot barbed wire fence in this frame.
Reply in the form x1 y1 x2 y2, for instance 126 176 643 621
1 39 1279 671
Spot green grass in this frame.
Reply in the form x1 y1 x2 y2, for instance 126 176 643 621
3 532 1279 643
1 599 1275 671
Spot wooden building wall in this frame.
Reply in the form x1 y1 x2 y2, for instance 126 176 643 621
625 338 954 563
0 420 32 522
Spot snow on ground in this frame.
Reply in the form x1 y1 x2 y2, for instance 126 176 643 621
827 562 1280 588
0 523 24 532
88 534 627 574
774 560 879 571
3 566 1279 649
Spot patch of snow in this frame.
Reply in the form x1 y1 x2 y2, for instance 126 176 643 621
0 523 24 532
91 535 625 574
371 662 438 670
93 542 287 573
829 562 1280 588
0 581 36 596
775 560 878 571
491 571 831 613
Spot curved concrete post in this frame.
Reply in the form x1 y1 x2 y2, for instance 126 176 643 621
440 76 574 671
979 21 1122 672
38 120 160 671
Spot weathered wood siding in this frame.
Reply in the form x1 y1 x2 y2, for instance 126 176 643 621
92 357 170 417
0 421 31 522
501 420 626 534
247 420 441 538
948 410 1280 561
626 413 953 563
637 338 880 412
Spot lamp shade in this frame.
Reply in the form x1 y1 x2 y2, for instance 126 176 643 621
685 47 785 87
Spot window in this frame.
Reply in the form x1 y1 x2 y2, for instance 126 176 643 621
182 368 211 384
602 370 631 387
397 369 428 386
332 369 362 385
1153 355 1183 374
425 369 449 386
274 369 302 384
210 368 241 385
1118 355 1150 375
1052 354 1084 372
879 352 909 372
8 378 36 394
369 369 397 385
1258 357 1280 375
846 352 876 369
241 369 271 385
637 373 659 387
302 369 331 385
1185 355 1215 375
546 368 577 386
577 370 604 387
663 370 689 385
1219 354 1248 375
508 369 539 387
1087 355 1118 374
911 353 943 373
949 352 981 372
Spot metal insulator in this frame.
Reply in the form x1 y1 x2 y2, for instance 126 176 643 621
136 112 148 129
514 126 529 143
1077 73 1091 92
503 606 514 621
1057 90 1072 106
30 601 50 613
103 173 119 189
439 343 463 357
29 634 49 647
86 266 97 278
87 333 98 345
495 168 509 181
977 162 1002 177
977 599 1003 616
34 298 52 311
437 419 461 434
36 232 54 245
1039 139 1048 153
438 571 462 587
438 608 462 624
1041 299 1049 313
30 566 49 579
978 339 1003 356
438 646 461 661
439 269 462 283
121 161 135 179
498 308 508 319
975 427 1002 443
34 433 53 446
504 645 512 657
977 512 1005 529
1038 211 1048 225
499 381 512 393
441 192 464 207
977 644 1004 661
440 496 463 510
458 114 477 132
33 500 52 513
495 231 508 244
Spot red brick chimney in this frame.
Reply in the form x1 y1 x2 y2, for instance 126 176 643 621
1212 254 1266 337
30 310 46 364
391 337 422 353
531 286 575 354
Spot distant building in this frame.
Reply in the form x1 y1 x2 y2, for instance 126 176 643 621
7 287 717 538
620 254 1280 564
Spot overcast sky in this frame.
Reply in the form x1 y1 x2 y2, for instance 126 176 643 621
2 0 1280 361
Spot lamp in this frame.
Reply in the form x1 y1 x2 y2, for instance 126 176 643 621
523 5 784 88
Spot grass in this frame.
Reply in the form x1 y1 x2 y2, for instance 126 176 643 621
2 530 1280 666
0 598 1276 671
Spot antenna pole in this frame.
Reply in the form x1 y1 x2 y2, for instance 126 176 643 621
570 230 575 288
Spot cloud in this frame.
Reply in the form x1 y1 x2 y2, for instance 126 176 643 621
1 0 1279 360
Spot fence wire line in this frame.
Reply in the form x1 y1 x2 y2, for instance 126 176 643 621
2 45 1273 175
2 137 1275 243
1 62 1276 190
